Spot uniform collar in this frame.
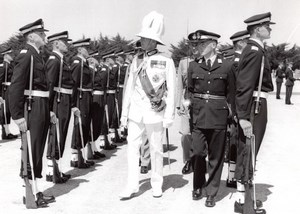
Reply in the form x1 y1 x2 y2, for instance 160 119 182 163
77 55 86 63
204 54 217 65
27 43 40 54
249 38 264 49
53 50 63 59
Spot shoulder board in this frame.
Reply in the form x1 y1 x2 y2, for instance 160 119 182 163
101 68 106 71
49 56 55 60
123 63 129 66
20 49 28 54
113 65 117 67
251 46 259 51
234 58 240 62
73 60 80 64
0 63 3 67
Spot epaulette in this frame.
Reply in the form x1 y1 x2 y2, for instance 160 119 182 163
251 46 259 51
73 60 80 64
49 56 55 60
113 64 117 67
234 58 240 62
101 68 106 71
20 49 28 54
0 63 3 67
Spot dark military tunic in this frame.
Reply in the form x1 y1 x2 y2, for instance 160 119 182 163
285 67 295 104
117 62 129 120
235 39 273 182
91 65 108 140
70 56 92 149
187 55 234 196
106 63 119 129
0 60 14 125
275 66 285 99
9 44 50 178
46 52 74 159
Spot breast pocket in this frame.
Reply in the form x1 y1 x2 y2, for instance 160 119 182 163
211 73 227 93
192 73 205 90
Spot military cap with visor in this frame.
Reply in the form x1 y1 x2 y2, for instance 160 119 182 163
19 18 48 35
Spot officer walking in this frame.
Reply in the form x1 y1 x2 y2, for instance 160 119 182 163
0 48 18 140
187 30 234 207
9 19 55 208
275 62 285 99
45 31 73 183
285 62 295 105
119 11 176 199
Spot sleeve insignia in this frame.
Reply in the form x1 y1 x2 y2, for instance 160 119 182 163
49 56 55 60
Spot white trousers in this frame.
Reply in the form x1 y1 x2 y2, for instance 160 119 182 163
126 119 164 191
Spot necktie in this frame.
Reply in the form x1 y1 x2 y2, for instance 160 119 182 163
207 59 211 70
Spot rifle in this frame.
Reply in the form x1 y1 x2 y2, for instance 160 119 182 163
20 130 37 209
57 58 63 103
254 56 264 114
28 56 34 111
77 115 86 163
55 121 62 177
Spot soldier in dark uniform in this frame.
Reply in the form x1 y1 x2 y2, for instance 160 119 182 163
87 52 106 158
45 31 73 183
70 38 95 168
234 12 275 213
9 19 55 207
0 48 18 140
225 30 250 189
285 62 295 105
187 30 234 207
102 50 120 146
116 49 128 140
275 62 285 99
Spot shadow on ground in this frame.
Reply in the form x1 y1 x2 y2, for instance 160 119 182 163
137 174 189 196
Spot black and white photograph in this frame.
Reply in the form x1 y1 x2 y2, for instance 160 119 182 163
0 0 300 213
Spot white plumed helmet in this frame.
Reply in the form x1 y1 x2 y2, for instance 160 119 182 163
136 11 165 45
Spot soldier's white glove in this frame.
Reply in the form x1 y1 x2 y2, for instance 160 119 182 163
71 107 80 117
163 118 173 128
120 116 128 128
50 111 57 124
14 117 27 132
0 97 4 105
239 119 252 138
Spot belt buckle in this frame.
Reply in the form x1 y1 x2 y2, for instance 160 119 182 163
202 94 209 99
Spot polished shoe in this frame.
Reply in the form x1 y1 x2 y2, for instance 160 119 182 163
23 196 48 208
86 160 95 166
70 160 78 167
205 195 216 207
182 160 193 174
94 151 106 158
70 160 90 168
192 188 202 200
62 173 71 179
119 188 139 200
140 166 148 174
226 179 237 188
46 174 53 182
276 96 281 99
152 189 162 198
100 144 117 150
36 192 55 204
2 133 18 140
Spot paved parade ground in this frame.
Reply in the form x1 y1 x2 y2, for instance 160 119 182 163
0 78 299 214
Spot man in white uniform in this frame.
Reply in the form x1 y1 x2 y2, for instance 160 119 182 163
119 11 176 199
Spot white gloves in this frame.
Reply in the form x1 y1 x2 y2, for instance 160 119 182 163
120 116 128 128
50 111 57 124
239 119 252 138
14 118 27 132
71 107 80 117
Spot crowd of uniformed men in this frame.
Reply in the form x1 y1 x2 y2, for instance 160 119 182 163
0 10 284 213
